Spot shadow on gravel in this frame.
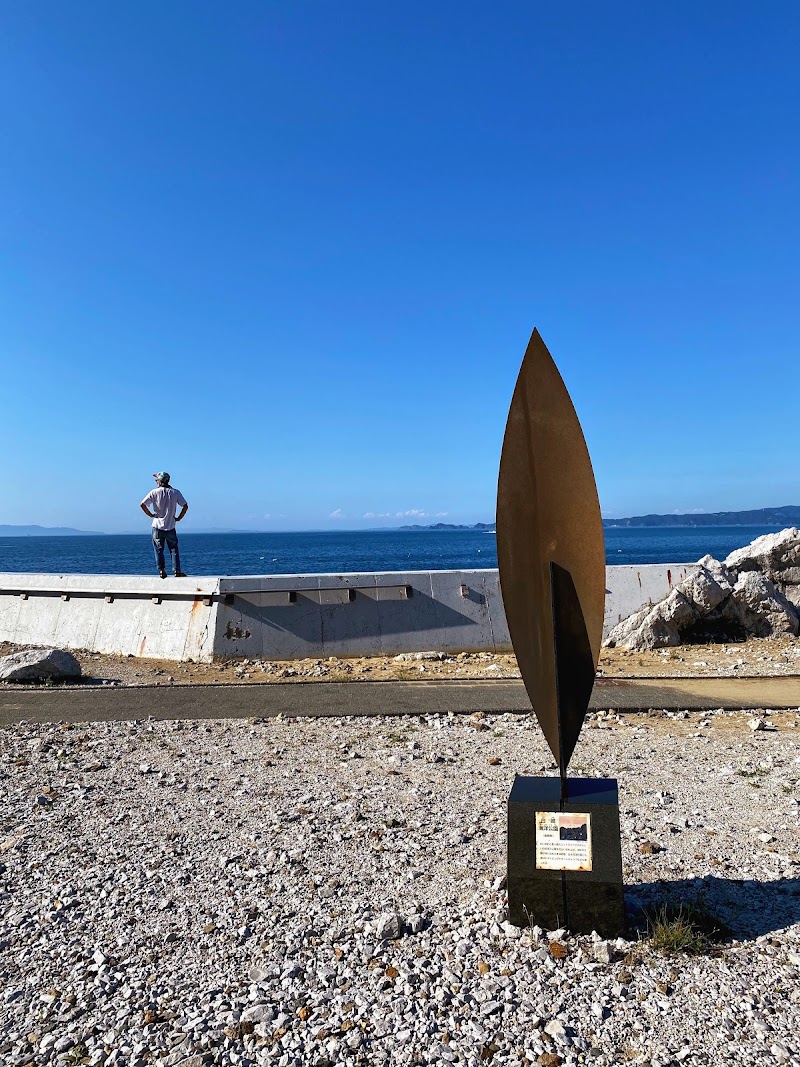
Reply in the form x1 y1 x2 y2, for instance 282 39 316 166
626 874 800 942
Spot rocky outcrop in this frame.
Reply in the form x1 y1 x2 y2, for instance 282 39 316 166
605 590 696 651
604 528 800 650
724 527 800 576
726 572 799 638
0 647 82 683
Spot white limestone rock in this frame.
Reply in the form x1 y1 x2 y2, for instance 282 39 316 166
240 1003 275 1024
592 940 614 964
695 554 735 592
724 527 800 577
604 590 696 650
603 602 653 648
373 912 405 940
729 572 799 638
606 533 800 649
0 647 82 683
678 566 730 614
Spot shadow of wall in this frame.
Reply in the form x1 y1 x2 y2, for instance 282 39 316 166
214 571 511 659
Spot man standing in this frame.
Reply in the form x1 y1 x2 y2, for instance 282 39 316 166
140 472 189 578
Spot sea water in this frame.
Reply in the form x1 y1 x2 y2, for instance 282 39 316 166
0 525 787 577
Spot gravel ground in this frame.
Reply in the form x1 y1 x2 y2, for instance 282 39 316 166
2 707 800 1066
3 636 800 689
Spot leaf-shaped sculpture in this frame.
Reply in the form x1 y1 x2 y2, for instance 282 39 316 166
496 329 605 780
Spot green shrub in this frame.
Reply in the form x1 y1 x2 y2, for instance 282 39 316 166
647 905 728 955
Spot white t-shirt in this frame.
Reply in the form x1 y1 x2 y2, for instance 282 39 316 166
141 486 188 530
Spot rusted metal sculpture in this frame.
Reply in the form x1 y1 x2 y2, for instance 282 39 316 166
499 330 623 936
496 328 605 792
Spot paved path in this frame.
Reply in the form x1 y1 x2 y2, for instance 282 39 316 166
2 676 800 724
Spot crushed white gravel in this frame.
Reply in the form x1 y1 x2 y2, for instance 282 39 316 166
1 707 800 1067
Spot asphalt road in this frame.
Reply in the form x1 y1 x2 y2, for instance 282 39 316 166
2 676 800 724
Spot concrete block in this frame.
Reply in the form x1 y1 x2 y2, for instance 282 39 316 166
428 570 494 653
216 574 321 660
51 593 104 651
374 572 439 654
0 589 23 644
486 572 512 650
0 574 220 661
12 594 63 648
507 777 625 938
603 563 697 634
319 574 381 658
183 597 218 662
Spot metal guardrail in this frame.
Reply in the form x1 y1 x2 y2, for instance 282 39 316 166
0 587 217 606
0 583 417 607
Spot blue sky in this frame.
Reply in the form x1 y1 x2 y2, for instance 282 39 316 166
2 2 798 532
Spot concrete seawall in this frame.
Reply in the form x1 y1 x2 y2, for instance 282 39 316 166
0 564 697 662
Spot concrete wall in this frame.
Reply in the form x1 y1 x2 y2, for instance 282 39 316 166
0 563 698 662
0 574 218 662
214 570 512 660
604 562 698 633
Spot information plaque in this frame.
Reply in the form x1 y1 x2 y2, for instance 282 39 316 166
535 811 592 872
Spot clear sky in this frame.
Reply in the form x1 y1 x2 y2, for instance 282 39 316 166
2 2 798 532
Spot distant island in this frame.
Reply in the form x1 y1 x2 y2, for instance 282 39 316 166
0 525 104 537
603 505 800 528
399 522 496 531
399 507 800 531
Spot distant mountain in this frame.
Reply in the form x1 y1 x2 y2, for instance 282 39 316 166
398 522 496 531
603 506 800 528
0 525 104 537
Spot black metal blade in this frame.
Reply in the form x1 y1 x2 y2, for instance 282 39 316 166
551 561 596 778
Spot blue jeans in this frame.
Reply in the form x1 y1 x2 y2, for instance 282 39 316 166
152 527 181 575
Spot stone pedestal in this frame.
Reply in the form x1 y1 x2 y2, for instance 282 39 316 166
507 776 625 937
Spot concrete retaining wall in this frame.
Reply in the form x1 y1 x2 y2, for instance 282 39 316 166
604 562 697 633
0 574 218 663
215 571 512 661
0 564 698 662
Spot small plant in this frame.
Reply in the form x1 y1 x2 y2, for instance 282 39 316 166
522 904 536 938
736 767 769 789
646 905 728 955
522 903 555 940
63 1046 88 1066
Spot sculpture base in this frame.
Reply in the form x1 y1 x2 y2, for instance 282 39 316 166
507 776 625 938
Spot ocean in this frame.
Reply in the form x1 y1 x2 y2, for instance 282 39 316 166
0 525 789 577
